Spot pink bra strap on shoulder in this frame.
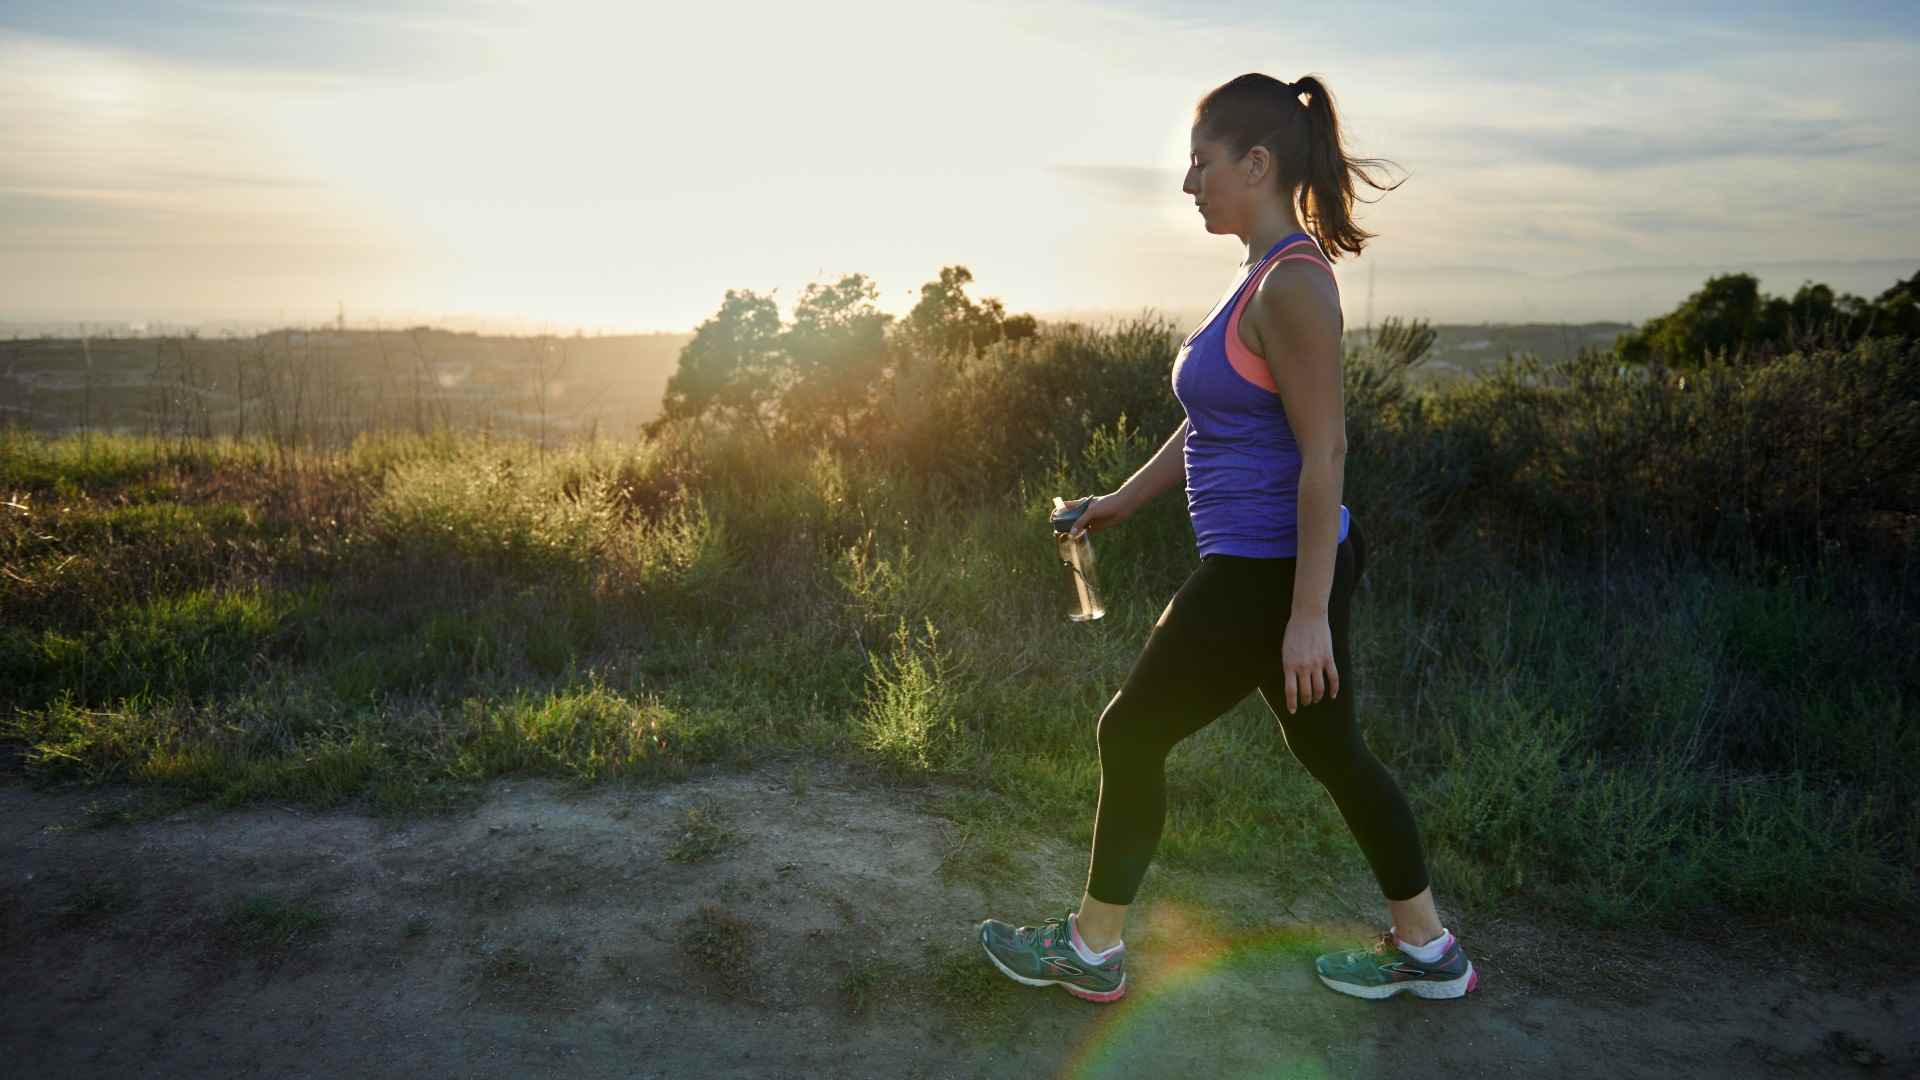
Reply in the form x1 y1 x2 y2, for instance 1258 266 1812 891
1244 250 1338 310
1221 243 1339 393
1255 238 1336 282
1270 252 1335 274
1250 249 1339 301
1265 236 1334 272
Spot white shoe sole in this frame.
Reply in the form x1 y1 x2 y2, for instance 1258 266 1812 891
1318 961 1477 1000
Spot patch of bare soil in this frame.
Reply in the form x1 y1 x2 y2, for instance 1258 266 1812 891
1 760 1913 1079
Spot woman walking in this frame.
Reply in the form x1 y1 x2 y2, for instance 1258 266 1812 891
977 73 1477 1005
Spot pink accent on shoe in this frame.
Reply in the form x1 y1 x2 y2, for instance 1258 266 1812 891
1466 968 1480 993
1066 978 1128 1002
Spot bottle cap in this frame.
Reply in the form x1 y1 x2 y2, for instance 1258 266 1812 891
1050 497 1088 533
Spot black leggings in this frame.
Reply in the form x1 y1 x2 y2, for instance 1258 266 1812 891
1084 517 1431 905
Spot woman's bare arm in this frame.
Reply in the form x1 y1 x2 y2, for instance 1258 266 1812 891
1112 418 1189 512
1251 263 1346 617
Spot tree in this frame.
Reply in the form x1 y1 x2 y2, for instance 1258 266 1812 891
1754 280 1875 349
653 288 785 435
1002 313 1039 342
1625 273 1765 365
778 273 894 443
1870 268 1920 340
1615 267 1918 366
649 265 1042 443
898 266 1015 361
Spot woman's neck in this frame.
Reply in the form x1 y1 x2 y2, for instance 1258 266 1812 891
1240 208 1308 269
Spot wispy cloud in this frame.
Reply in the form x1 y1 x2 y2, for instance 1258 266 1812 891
0 0 505 78
1440 119 1890 172
1610 209 1743 236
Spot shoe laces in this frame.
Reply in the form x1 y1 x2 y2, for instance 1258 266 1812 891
1016 911 1072 949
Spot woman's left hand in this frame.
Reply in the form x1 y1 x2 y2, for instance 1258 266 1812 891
1281 613 1339 714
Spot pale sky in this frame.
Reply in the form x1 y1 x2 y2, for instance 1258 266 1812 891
3 0 1916 332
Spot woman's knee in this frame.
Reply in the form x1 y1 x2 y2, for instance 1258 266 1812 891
1283 724 1374 788
1096 690 1164 759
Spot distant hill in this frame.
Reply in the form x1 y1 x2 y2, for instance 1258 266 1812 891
0 328 693 442
1033 311 1632 387
1037 256 1917 339
0 319 1635 442
1350 322 1634 387
1420 257 1917 326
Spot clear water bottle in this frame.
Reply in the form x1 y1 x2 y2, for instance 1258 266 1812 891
1050 496 1106 622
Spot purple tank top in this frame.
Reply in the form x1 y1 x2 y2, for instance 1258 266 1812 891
1171 231 1350 558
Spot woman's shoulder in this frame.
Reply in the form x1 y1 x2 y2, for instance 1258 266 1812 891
1238 253 1343 361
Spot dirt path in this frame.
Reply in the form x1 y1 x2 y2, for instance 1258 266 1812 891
2 761 1913 1079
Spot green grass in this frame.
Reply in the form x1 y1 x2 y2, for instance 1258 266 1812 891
665 798 740 864
1 583 317 710
219 894 332 964
1 330 1913 937
0 427 181 493
676 904 756 1001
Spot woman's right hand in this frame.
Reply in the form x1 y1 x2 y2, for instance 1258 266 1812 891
1060 491 1136 541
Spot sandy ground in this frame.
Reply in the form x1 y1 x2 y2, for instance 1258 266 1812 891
2 759 1914 1079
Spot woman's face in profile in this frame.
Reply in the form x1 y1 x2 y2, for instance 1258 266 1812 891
1183 125 1242 235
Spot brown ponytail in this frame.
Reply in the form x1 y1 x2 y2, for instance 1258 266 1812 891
1194 73 1404 261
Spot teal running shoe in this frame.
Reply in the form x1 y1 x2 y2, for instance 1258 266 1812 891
1315 928 1480 1000
978 908 1127 1003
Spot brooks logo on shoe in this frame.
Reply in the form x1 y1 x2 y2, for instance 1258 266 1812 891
1042 957 1086 976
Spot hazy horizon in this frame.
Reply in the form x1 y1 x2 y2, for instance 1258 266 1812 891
4 0 1916 337
6 253 1910 341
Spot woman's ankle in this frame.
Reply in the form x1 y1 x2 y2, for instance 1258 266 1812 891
1072 911 1123 951
1076 892 1129 950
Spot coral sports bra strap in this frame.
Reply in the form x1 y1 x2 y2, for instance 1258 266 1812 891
1222 238 1338 393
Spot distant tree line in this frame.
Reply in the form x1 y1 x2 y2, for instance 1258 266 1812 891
1615 267 1919 366
658 259 1920 448
647 265 1037 443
